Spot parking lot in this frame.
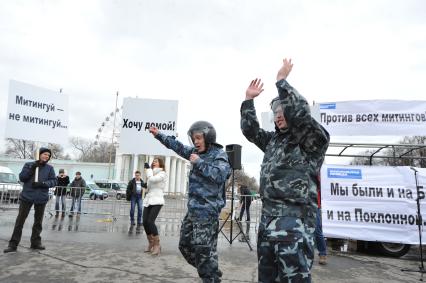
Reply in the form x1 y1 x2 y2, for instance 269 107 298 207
0 197 423 283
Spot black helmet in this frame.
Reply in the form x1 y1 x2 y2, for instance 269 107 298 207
187 121 217 145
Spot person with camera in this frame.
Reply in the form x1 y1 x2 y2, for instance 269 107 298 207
142 158 167 255
55 169 70 217
4 147 57 253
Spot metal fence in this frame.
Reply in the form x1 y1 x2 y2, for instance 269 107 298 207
1 186 262 232
0 183 22 210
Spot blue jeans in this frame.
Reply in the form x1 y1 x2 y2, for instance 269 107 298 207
130 194 143 225
70 196 82 213
55 195 66 212
315 208 327 256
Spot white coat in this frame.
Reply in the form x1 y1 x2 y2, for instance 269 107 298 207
144 168 166 207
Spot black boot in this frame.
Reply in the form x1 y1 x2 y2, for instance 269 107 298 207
4 246 17 253
30 244 45 250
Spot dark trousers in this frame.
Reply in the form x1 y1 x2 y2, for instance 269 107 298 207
143 205 162 235
179 213 221 283
239 201 251 221
9 200 46 248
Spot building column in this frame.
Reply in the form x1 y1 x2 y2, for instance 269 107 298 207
165 156 171 193
169 157 177 195
180 160 188 195
114 153 123 181
175 158 182 195
132 154 139 176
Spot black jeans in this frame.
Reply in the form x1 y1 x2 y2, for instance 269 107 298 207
239 201 251 221
142 205 162 235
9 200 46 248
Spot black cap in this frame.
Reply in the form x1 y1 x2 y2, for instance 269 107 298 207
39 147 52 162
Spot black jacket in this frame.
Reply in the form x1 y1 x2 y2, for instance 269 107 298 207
126 178 147 199
55 176 70 196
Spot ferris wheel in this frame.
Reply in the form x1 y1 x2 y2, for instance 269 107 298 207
94 105 123 147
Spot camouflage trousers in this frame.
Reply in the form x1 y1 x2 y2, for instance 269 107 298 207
179 213 221 283
257 215 315 283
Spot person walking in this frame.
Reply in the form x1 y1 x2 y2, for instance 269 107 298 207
126 170 146 230
143 158 167 255
240 58 330 282
55 169 70 217
69 172 86 216
149 121 231 282
4 147 57 253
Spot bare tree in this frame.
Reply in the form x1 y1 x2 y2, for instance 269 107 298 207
350 136 426 167
5 138 36 159
226 169 259 193
69 137 116 163
4 138 69 160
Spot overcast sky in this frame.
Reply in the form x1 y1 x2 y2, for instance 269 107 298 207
0 0 425 179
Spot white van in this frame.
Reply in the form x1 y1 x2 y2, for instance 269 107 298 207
0 166 23 201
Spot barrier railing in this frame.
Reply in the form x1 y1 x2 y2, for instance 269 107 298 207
0 183 22 210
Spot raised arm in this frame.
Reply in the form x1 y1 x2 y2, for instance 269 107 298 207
275 58 330 158
149 127 193 160
146 169 167 184
240 79 274 152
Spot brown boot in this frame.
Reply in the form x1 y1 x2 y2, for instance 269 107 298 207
151 235 161 255
144 235 154 253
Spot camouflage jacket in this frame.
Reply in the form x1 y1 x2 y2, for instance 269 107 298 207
240 79 330 228
155 133 231 219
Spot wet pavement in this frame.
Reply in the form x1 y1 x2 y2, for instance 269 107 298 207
0 206 424 283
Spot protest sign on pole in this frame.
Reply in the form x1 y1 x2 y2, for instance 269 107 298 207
5 80 69 144
321 164 426 245
119 97 178 156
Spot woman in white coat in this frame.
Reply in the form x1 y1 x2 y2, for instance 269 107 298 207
143 157 167 255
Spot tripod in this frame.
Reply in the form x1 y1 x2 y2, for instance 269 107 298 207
219 168 253 251
401 167 426 281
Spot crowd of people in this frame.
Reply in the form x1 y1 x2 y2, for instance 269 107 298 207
3 57 330 283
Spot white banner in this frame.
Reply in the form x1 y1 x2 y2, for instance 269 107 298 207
319 100 426 136
119 98 178 156
5 80 69 144
321 164 426 245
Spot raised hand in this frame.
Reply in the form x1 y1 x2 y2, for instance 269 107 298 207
245 78 264 100
276 58 293 82
149 127 159 136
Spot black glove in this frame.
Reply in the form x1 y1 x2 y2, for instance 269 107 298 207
31 161 40 171
32 181 45 188
144 162 150 169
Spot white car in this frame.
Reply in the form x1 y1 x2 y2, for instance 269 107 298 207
0 166 23 201
94 180 128 200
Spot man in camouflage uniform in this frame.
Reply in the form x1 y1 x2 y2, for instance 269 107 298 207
149 121 231 283
240 58 330 282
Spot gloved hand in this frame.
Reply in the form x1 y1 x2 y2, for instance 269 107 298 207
144 162 150 169
32 181 46 188
31 160 41 171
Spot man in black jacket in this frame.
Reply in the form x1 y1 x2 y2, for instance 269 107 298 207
126 170 147 231
4 147 57 253
55 169 70 217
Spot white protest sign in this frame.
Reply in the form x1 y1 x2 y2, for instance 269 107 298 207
319 100 426 136
119 98 178 156
5 80 69 144
321 165 426 245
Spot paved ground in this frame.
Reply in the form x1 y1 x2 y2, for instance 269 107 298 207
0 206 424 283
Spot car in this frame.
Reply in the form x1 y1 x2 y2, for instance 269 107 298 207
0 166 23 201
82 181 109 200
94 179 128 200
